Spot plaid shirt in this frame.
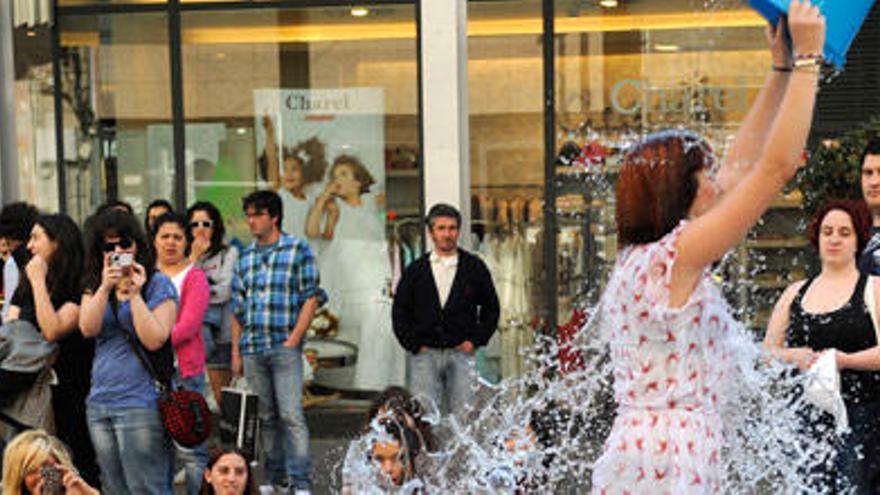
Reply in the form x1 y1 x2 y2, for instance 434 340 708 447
232 234 327 355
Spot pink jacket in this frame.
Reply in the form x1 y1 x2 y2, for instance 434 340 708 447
172 267 210 378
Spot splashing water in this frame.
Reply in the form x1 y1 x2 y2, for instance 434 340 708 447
340 271 841 493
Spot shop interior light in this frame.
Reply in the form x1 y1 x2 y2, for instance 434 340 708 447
654 43 681 52
351 7 370 17
26 30 36 37
599 0 619 8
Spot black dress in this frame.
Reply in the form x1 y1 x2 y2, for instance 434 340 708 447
786 273 880 494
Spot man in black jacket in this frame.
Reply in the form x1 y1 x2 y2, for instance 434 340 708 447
392 203 499 417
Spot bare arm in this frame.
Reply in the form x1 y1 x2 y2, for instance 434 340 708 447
263 115 281 189
79 287 111 338
130 295 176 351
671 3 824 304
306 194 330 239
30 276 80 342
716 23 792 193
763 281 816 368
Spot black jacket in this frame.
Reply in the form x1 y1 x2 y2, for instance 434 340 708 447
392 249 500 353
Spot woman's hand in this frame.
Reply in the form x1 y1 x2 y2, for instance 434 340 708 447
25 255 49 283
191 236 210 261
129 262 147 295
790 347 818 370
100 255 123 292
61 465 100 495
787 0 826 57
767 19 792 68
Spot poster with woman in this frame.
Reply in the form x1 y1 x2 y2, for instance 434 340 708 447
254 88 403 392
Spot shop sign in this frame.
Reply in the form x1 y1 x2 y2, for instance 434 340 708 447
610 78 749 116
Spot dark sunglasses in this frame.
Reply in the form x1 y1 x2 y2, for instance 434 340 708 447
190 220 213 229
102 238 133 252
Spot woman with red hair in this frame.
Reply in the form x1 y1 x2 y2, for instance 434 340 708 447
764 199 880 492
592 2 826 493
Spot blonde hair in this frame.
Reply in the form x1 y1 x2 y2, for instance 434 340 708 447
2 430 75 495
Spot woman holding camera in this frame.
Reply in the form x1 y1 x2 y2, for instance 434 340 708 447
154 212 211 495
79 210 177 495
2 429 99 495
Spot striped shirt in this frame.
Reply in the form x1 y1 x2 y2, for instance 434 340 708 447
232 234 327 355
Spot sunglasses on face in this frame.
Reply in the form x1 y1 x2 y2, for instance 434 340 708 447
190 220 213 229
102 238 133 252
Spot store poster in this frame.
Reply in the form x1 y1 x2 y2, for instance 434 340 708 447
254 88 401 391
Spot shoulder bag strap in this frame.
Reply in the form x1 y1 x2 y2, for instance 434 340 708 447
111 295 169 393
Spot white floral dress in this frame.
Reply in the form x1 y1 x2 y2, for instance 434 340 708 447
592 223 738 494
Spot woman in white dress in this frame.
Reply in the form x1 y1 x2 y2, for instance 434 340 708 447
592 4 825 493
306 155 402 390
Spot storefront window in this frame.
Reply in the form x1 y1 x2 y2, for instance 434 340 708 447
552 0 805 330
181 5 420 392
58 13 173 222
468 0 545 382
13 25 58 211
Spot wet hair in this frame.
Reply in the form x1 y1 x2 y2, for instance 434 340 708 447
145 199 174 233
94 200 134 217
2 429 76 495
807 199 871 254
241 190 283 229
616 130 714 247
13 214 84 306
0 202 39 242
862 137 880 167
367 387 434 453
198 447 255 495
153 212 191 255
331 155 375 195
426 203 462 230
82 209 155 294
187 201 228 259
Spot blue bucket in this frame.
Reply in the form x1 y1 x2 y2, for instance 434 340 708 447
747 0 877 68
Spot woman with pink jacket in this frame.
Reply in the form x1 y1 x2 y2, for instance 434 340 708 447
154 212 211 495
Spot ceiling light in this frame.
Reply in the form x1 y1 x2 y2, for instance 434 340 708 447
654 43 680 52
599 0 619 8
350 6 370 17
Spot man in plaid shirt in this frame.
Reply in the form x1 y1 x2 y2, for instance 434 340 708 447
231 190 326 494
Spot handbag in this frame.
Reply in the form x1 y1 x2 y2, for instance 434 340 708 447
113 298 212 448
219 377 260 459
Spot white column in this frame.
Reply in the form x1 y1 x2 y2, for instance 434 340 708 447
0 0 19 204
420 0 470 241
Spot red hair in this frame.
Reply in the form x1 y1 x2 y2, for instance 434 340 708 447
616 130 714 247
807 199 871 254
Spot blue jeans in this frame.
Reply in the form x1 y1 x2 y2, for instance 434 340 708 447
175 373 210 495
409 348 476 417
87 404 173 495
243 345 310 489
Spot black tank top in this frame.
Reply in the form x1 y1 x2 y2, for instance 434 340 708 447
786 273 880 406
